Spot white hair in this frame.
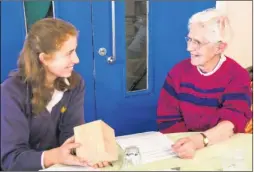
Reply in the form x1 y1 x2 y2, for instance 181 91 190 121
188 8 233 43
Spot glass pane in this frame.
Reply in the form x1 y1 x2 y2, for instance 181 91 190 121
126 1 148 92
24 1 54 31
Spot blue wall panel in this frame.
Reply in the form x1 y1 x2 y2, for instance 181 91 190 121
1 1 26 82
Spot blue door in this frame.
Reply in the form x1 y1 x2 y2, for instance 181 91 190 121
90 1 215 136
1 1 215 136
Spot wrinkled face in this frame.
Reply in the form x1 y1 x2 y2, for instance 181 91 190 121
187 23 220 67
44 36 79 79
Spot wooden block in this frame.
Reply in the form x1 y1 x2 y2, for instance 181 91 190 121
73 120 118 165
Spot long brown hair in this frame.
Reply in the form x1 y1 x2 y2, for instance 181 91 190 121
16 18 81 115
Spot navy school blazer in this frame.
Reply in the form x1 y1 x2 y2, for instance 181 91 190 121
1 73 85 170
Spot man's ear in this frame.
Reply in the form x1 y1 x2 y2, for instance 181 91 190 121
39 53 49 66
216 42 227 54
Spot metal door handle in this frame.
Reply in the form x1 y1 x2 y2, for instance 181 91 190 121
109 1 116 64
97 1 116 64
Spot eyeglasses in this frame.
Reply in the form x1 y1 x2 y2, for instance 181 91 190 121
185 36 210 49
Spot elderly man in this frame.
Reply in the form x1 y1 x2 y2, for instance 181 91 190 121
156 8 252 159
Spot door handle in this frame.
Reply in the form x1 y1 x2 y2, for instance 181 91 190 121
109 0 116 64
97 1 116 64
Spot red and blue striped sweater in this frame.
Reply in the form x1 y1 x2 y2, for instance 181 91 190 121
157 56 252 133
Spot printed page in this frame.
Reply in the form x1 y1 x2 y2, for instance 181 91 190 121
116 131 177 164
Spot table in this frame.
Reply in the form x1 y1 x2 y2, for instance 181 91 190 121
43 132 253 171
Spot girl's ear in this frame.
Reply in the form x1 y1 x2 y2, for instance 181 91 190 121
39 53 50 66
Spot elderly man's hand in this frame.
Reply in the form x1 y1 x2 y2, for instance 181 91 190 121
172 137 197 159
172 134 204 159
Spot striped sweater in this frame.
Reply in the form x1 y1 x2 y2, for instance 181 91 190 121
157 56 252 133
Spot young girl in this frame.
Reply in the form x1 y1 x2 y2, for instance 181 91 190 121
1 18 109 170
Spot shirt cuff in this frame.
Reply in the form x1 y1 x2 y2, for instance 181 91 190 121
41 151 46 169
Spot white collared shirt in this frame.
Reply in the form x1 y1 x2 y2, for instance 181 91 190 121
42 78 70 169
197 54 226 76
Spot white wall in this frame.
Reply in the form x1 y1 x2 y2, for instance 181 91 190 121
216 1 252 68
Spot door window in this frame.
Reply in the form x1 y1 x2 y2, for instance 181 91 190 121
125 1 148 92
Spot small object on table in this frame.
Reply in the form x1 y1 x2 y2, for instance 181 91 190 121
121 146 142 169
170 167 181 171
